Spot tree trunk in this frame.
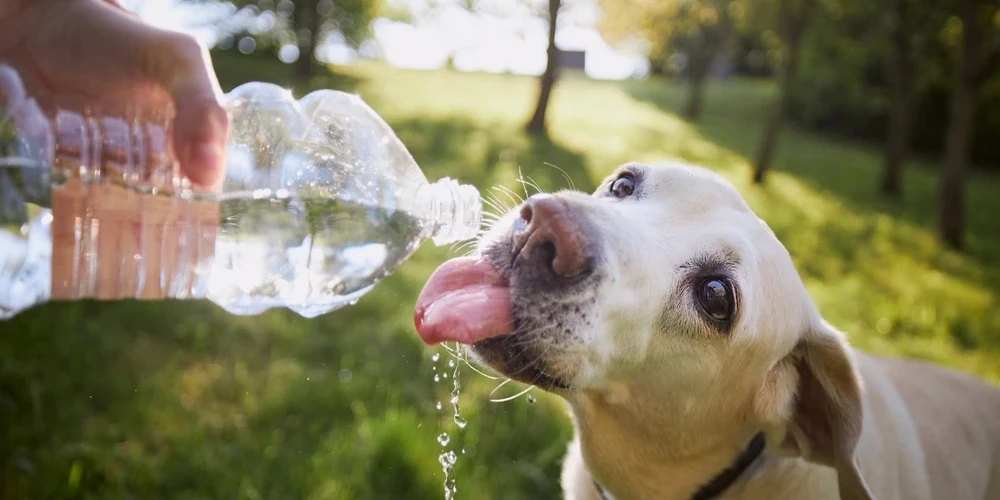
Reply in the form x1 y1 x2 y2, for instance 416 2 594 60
938 81 976 250
294 0 321 83
751 26 805 184
880 0 913 199
526 0 561 135
683 49 712 121
683 21 728 122
937 0 982 250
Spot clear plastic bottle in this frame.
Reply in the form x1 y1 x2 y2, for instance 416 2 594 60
0 65 481 319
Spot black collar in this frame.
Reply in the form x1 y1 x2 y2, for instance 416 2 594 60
593 432 767 500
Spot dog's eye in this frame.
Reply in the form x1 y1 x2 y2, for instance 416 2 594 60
610 174 635 198
697 278 734 322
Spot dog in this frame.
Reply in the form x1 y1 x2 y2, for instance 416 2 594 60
413 161 1000 500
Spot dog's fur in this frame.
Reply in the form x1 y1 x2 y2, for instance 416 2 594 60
467 162 1000 500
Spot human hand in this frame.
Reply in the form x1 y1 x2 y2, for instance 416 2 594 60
0 0 229 188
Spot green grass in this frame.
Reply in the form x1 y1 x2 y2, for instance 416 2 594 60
2 51 998 499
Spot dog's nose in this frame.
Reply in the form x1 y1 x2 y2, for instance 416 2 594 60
514 194 591 279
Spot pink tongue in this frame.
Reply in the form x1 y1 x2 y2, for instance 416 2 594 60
414 257 513 345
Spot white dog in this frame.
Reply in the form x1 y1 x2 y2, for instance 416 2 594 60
414 161 1000 500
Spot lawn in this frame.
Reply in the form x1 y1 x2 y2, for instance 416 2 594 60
1 50 998 500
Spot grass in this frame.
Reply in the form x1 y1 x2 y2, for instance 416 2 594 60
2 50 998 499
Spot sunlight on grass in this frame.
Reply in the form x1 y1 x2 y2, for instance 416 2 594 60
0 53 997 499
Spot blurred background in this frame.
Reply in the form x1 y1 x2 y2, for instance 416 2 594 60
2 0 999 498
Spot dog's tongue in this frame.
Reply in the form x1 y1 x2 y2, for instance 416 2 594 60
414 257 513 345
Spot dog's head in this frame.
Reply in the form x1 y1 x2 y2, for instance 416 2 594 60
415 162 872 498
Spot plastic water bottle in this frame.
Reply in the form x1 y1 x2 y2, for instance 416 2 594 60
0 65 481 319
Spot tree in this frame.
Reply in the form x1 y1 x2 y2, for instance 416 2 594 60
879 0 914 199
187 0 382 84
526 0 563 135
598 0 744 122
678 5 731 120
751 0 818 184
937 0 1000 249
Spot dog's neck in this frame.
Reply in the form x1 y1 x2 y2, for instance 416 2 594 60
593 433 765 500
566 389 768 500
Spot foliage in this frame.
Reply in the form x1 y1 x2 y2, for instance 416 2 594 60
2 52 999 499
201 0 383 55
786 0 1000 169
597 0 750 75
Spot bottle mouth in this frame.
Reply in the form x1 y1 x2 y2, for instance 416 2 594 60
427 178 482 246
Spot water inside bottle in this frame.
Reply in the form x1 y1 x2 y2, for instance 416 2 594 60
210 190 427 317
1 159 432 318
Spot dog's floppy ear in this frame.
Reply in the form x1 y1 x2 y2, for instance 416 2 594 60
755 320 876 500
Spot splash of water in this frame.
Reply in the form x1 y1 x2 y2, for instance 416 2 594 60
434 343 469 499
449 347 468 429
438 450 458 499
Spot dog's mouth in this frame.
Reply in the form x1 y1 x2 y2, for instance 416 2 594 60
413 249 578 391
414 196 597 392
470 334 574 390
413 256 514 345
413 254 571 390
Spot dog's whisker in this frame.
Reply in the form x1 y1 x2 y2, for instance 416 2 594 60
448 238 476 254
517 166 532 200
515 168 546 196
489 383 535 403
439 342 503 381
486 188 514 207
451 240 477 254
462 356 501 380
482 195 511 215
515 176 543 197
490 187 520 210
501 333 559 379
543 162 576 191
494 185 525 207
489 377 513 396
523 176 545 195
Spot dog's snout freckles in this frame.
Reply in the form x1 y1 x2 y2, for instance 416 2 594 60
513 194 593 280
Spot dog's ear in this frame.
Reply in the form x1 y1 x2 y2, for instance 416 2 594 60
754 320 876 500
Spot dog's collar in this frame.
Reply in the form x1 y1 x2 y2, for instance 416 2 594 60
593 431 767 500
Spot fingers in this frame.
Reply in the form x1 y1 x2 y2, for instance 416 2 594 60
139 32 230 190
4 0 231 189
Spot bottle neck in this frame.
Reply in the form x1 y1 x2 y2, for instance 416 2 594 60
419 177 482 246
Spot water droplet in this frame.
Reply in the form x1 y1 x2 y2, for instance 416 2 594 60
431 353 440 362
434 374 440 382
437 433 450 446
436 401 442 410
461 448 466 454
448 359 455 368
527 394 536 404
437 450 457 465
443 372 449 379
454 416 468 429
